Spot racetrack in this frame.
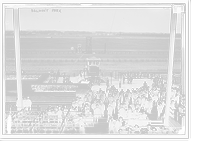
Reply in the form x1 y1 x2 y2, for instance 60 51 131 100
5 35 182 74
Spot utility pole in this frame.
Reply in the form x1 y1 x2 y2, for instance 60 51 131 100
164 9 176 126
13 7 23 108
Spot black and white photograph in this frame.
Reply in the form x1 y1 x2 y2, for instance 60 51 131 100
0 1 190 140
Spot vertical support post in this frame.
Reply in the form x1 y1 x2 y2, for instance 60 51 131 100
181 12 186 95
13 8 23 110
2 6 6 134
164 6 178 126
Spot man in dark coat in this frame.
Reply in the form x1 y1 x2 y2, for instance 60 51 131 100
118 106 126 119
157 103 162 120
102 91 106 102
119 89 124 103
78 97 83 111
107 104 113 122
56 107 62 125
141 95 146 109
116 99 120 110
112 100 116 114
125 89 131 99
78 116 85 134
108 116 116 134
94 105 101 122
147 98 153 113
108 94 113 103
101 103 106 117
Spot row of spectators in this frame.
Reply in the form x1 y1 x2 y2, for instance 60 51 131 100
46 105 68 124
108 116 184 134
16 96 32 111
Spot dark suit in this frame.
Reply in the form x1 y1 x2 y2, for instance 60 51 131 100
94 107 101 122
107 105 113 122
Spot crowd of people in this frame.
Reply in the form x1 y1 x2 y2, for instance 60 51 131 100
49 75 184 134
108 86 154 118
66 80 165 133
46 105 68 125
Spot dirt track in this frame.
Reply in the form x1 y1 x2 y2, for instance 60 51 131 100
5 36 182 74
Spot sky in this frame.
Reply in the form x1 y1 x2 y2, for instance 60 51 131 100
5 8 181 33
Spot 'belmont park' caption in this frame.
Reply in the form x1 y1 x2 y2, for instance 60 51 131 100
31 9 61 13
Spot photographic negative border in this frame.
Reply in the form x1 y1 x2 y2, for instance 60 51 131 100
2 1 191 139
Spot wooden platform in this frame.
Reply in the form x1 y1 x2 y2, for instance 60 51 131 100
6 93 75 102
5 80 75 102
